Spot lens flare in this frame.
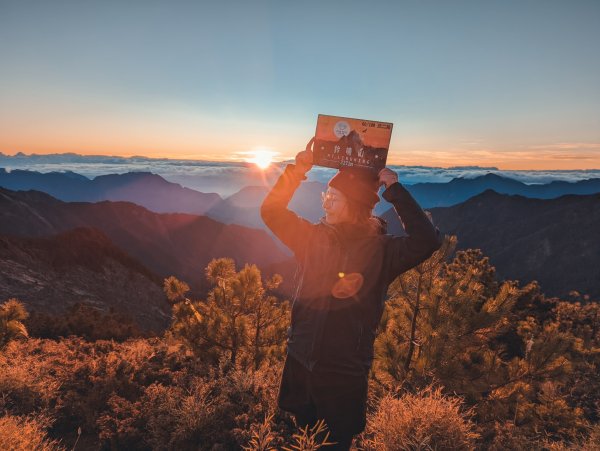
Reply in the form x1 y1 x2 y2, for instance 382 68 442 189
248 150 275 169
331 272 364 299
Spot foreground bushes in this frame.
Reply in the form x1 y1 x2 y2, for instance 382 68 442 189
0 414 63 451
1 335 599 449
1 251 599 449
98 363 283 450
0 337 291 450
363 387 479 450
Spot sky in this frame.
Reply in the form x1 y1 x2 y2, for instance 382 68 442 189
1 0 599 170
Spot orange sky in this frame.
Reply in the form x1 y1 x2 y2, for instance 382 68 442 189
2 138 599 171
1 105 598 171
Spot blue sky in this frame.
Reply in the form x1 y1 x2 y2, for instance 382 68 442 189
1 0 599 169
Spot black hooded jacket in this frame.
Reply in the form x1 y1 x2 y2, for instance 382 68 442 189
261 165 443 376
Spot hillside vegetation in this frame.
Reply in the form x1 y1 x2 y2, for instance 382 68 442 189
0 237 598 450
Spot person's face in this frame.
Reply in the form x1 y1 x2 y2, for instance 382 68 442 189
322 186 350 224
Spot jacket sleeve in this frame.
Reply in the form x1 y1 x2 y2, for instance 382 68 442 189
383 182 443 282
260 164 315 259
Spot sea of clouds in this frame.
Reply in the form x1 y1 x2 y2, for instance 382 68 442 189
2 152 599 197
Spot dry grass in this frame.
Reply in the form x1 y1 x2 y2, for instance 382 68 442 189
243 414 279 451
283 419 335 451
363 386 479 451
0 341 62 415
541 423 600 451
0 414 63 451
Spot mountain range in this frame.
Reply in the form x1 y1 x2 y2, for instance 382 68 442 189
405 173 600 208
1 168 599 328
3 168 599 227
206 181 327 229
427 190 600 299
0 169 221 215
0 188 288 291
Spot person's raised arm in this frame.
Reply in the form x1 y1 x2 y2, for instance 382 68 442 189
260 139 316 259
379 168 443 282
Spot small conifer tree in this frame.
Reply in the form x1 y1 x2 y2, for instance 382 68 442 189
166 258 289 369
0 298 29 348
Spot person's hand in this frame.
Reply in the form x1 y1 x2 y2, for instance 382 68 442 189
378 168 399 189
293 137 314 176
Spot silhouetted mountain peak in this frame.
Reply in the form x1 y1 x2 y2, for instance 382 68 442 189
337 129 364 147
481 173 507 180
225 186 269 206
465 189 528 203
478 188 503 197
50 170 90 181
232 185 270 196
93 171 163 183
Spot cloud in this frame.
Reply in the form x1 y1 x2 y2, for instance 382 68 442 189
529 142 600 150
550 154 597 160
1 152 600 196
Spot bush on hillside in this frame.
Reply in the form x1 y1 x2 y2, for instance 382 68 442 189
363 386 479 451
0 414 63 451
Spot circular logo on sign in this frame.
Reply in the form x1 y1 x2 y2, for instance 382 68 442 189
333 121 351 138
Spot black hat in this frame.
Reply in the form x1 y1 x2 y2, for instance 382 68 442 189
328 166 380 209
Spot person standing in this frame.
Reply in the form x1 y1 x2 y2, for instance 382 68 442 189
260 139 442 450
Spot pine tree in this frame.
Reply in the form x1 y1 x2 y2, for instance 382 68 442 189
374 238 523 400
166 258 289 369
0 298 29 348
373 238 592 443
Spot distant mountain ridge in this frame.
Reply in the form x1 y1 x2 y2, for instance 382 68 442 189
2 169 599 301
207 181 327 229
0 187 288 291
3 168 599 228
0 168 221 215
427 190 600 299
405 173 600 208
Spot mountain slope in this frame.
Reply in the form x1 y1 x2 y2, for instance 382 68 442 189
0 227 169 331
427 190 600 298
0 188 289 290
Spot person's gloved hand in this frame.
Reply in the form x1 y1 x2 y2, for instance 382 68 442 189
378 167 399 189
293 137 314 176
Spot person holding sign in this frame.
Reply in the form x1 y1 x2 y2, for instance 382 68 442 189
260 129 442 450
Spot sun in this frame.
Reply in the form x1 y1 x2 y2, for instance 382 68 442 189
248 149 275 169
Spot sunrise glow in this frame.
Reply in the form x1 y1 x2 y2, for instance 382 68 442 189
248 149 276 170
0 2 598 170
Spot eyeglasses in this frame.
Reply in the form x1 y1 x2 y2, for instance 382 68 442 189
321 191 342 205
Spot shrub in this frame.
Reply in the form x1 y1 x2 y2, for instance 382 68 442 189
98 360 285 450
363 386 479 450
0 298 29 349
0 340 62 415
0 414 63 451
26 303 144 341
